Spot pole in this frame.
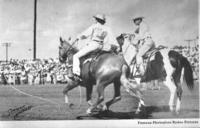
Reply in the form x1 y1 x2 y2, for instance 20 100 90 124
33 0 37 60
1 43 11 63
6 44 8 62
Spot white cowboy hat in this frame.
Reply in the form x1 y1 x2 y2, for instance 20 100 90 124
132 16 144 22
93 14 106 22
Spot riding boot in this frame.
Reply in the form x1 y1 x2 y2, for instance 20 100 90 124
68 68 82 82
68 69 74 78
69 74 82 82
139 63 145 75
136 63 145 77
139 63 148 83
73 55 81 76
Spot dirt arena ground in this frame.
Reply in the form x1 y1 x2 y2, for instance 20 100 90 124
0 81 199 120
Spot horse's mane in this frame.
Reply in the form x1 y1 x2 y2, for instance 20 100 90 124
116 34 124 46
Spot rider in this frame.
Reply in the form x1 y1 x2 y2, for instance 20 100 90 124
72 14 119 77
132 16 155 76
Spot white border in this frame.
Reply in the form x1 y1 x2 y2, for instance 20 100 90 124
0 119 199 128
0 0 199 128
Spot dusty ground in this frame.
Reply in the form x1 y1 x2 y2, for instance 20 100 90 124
0 81 199 120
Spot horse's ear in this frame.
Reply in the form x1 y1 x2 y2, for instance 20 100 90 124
60 37 63 46
121 33 126 37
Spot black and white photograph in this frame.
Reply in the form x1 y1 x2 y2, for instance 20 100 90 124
0 0 199 127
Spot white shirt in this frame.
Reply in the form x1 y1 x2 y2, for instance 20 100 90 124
77 23 119 47
134 21 151 40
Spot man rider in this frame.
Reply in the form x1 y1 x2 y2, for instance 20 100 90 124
132 16 155 76
72 14 119 77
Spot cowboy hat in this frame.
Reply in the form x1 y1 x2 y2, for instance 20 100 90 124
93 14 106 22
132 16 144 22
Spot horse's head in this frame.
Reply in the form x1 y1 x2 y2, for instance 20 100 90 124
117 33 135 46
116 33 136 52
116 34 125 47
59 37 77 63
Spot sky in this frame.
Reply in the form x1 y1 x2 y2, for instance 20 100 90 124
0 0 199 60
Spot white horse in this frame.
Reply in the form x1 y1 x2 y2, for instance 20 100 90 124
116 34 194 114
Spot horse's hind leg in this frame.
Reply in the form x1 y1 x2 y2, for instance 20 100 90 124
103 80 121 111
175 68 184 114
164 77 176 112
135 98 145 114
86 81 106 114
175 82 183 114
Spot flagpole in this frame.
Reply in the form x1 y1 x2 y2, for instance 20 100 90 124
33 0 37 60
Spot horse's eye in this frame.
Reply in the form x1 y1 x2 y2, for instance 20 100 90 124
59 46 62 49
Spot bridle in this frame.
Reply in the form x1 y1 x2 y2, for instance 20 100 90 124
60 40 78 61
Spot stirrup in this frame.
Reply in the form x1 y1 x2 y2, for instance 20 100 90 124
132 69 143 78
136 64 145 77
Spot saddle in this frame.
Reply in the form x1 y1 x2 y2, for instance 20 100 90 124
80 50 112 65
68 48 117 82
80 45 118 65
142 45 167 61
131 45 167 81
78 50 115 80
142 45 167 82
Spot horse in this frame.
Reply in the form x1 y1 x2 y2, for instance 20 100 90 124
116 33 194 114
59 37 144 114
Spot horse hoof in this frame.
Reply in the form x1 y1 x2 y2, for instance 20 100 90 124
86 108 92 115
175 110 180 115
169 106 174 112
102 105 108 111
97 104 103 110
135 110 141 115
86 110 92 115
140 100 146 107
68 103 74 109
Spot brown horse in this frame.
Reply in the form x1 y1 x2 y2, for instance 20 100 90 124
59 37 144 114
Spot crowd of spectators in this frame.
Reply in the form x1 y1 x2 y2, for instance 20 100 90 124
0 43 199 86
0 58 71 85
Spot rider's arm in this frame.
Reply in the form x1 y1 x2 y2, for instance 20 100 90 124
103 28 120 52
105 28 119 47
77 24 95 40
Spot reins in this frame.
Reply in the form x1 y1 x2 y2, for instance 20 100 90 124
63 40 78 56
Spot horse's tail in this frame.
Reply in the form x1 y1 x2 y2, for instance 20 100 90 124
120 64 142 99
182 57 194 90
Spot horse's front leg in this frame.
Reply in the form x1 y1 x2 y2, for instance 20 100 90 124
86 84 93 106
63 80 79 105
